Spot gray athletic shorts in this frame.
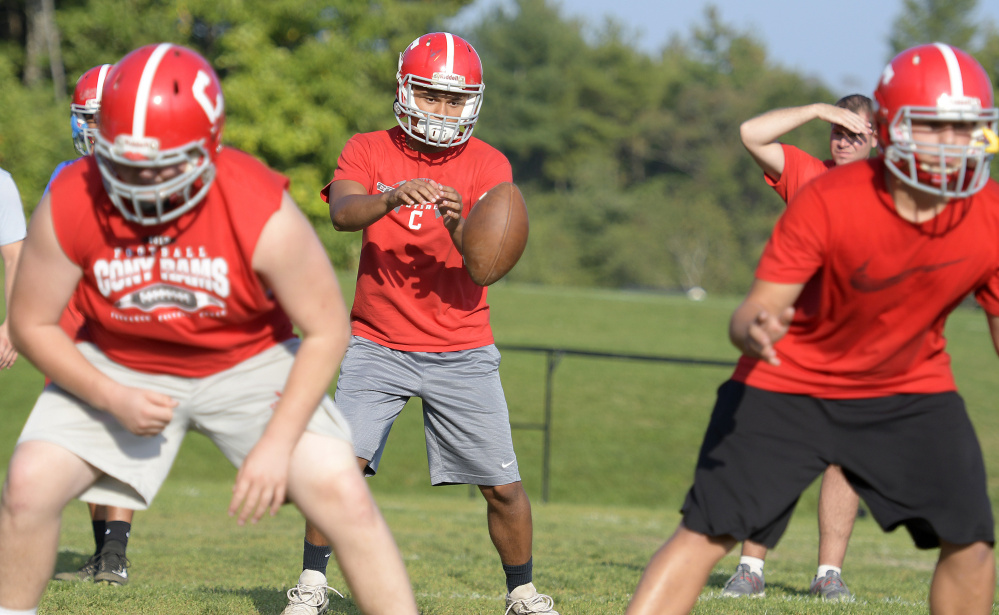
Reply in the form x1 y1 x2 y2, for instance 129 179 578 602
17 340 352 510
334 336 521 486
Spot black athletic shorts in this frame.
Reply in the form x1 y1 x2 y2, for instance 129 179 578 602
680 380 994 550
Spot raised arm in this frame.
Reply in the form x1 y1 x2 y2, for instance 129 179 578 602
729 278 805 366
740 103 871 181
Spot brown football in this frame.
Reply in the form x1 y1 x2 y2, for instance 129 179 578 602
462 182 529 286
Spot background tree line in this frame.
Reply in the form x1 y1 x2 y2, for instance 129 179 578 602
1 0 997 294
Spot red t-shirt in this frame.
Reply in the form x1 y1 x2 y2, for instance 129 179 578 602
765 144 834 204
734 159 999 398
49 149 295 377
323 127 513 351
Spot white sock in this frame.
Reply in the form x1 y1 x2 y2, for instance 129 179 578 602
739 556 765 577
0 606 38 615
817 564 842 577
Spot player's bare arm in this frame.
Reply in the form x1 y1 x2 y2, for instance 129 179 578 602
741 103 872 181
10 193 177 435
232 190 351 525
0 239 22 369
729 279 802 365
329 178 445 232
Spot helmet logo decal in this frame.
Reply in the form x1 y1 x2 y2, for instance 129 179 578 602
432 72 466 86
112 134 160 157
880 64 895 86
193 70 224 125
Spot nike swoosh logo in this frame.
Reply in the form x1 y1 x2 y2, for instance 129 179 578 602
849 258 965 292
501 460 516 469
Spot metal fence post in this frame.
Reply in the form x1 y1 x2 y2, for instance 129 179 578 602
542 349 563 503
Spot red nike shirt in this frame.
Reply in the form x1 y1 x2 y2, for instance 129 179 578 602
734 159 999 398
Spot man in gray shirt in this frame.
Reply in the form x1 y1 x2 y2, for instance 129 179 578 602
0 167 26 369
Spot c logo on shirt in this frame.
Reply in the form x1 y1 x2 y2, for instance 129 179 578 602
409 210 423 230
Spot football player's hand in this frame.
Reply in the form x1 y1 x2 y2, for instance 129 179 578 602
386 179 443 210
229 435 292 525
106 385 177 436
817 104 872 136
436 185 463 232
743 307 795 365
0 322 18 370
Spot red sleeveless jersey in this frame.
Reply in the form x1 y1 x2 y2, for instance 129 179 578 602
323 127 513 351
48 148 295 377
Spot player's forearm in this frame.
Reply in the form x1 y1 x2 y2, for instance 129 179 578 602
329 193 393 232
740 103 825 148
728 302 762 354
260 330 349 447
11 322 120 409
1 246 20 316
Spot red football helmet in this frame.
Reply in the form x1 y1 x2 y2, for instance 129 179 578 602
874 42 999 198
394 32 484 148
71 63 113 155
95 43 225 225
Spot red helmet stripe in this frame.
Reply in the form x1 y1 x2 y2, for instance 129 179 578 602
934 43 964 98
133 43 173 138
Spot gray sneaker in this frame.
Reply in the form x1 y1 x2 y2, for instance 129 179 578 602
810 570 852 601
54 553 101 582
94 550 130 585
720 563 765 597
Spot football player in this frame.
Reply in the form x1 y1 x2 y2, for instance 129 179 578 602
719 95 876 600
628 42 999 615
280 32 559 615
0 167 26 370
0 43 417 615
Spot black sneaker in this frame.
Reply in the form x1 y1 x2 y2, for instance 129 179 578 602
94 550 130 586
54 553 101 582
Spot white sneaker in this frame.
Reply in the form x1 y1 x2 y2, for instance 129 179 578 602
281 569 343 615
505 582 559 614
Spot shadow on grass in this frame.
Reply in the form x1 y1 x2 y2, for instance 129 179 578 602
198 585 364 615
705 571 812 597
54 549 94 577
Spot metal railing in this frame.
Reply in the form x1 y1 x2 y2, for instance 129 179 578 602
497 344 738 502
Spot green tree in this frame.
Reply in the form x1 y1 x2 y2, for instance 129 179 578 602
2 0 472 268
888 0 980 55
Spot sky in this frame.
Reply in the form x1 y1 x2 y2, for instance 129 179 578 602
452 0 989 94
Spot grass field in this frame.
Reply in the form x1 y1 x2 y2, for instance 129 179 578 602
1 279 997 614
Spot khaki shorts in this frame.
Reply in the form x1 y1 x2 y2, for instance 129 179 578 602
18 339 351 510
